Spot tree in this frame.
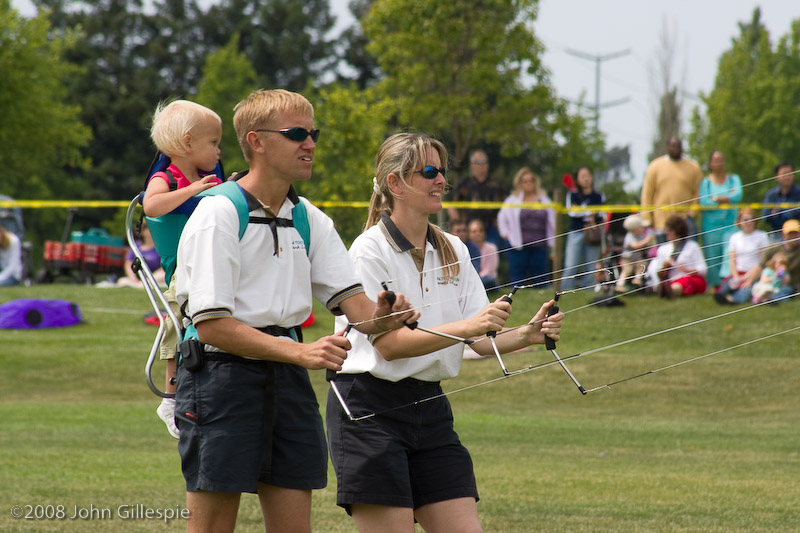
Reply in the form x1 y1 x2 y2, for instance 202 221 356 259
0 0 91 253
37 0 186 205
0 0 90 200
298 83 394 244
195 33 260 175
689 9 800 200
334 0 381 89
362 0 597 185
648 18 683 162
196 0 337 91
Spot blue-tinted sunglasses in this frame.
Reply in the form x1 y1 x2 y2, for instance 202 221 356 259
256 127 320 142
415 166 447 179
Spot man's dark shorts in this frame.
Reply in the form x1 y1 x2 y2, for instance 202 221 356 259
176 353 327 493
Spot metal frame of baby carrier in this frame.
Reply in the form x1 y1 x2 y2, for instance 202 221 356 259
124 152 226 398
124 196 180 398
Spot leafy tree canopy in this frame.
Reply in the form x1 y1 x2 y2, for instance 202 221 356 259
195 32 260 176
689 8 800 200
298 82 394 243
0 0 90 200
362 0 604 187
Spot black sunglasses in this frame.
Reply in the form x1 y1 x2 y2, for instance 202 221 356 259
255 127 320 142
414 166 446 179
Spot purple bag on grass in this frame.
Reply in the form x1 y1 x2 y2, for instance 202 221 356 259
0 299 82 329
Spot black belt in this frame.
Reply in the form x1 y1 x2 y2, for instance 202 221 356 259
193 325 303 366
257 325 303 343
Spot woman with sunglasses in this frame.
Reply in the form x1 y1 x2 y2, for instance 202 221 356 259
326 132 563 533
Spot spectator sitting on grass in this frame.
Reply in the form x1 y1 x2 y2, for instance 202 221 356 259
468 218 498 290
716 219 800 305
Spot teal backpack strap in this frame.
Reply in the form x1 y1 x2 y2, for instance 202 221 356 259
199 181 250 240
291 199 311 256
183 323 198 342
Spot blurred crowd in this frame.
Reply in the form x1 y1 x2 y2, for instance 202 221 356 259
445 140 800 306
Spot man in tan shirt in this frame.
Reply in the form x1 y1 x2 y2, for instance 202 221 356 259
640 137 703 232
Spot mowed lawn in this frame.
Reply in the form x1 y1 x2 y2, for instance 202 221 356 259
0 284 797 532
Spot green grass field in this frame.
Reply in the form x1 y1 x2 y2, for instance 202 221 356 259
0 284 797 532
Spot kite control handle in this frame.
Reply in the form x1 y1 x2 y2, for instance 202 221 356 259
544 301 559 351
327 324 353 382
381 282 419 330
488 288 515 338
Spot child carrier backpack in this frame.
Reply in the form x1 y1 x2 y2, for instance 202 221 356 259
140 154 311 286
128 156 310 397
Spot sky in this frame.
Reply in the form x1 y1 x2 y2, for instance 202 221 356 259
531 0 797 188
12 0 797 188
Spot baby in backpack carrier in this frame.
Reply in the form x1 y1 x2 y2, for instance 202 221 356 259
143 100 224 438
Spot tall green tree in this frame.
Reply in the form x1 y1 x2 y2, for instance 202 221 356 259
144 0 214 91
361 0 600 186
1 0 90 201
689 9 800 200
335 0 380 89
298 83 394 243
37 0 187 204
0 0 92 257
195 33 260 175
196 0 337 91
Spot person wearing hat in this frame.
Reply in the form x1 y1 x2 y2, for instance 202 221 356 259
716 219 800 304
615 213 655 292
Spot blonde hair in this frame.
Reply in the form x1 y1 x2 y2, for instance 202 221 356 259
150 100 221 158
233 89 314 162
511 166 540 195
367 133 460 281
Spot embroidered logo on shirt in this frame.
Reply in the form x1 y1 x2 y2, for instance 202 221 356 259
436 274 460 286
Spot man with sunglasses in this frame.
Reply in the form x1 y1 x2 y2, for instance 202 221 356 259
173 89 419 533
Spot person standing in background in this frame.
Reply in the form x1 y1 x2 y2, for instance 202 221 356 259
640 137 703 239
762 161 800 243
448 149 505 247
562 165 605 290
699 151 742 288
498 167 555 286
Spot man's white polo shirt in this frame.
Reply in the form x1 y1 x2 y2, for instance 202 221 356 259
177 186 363 346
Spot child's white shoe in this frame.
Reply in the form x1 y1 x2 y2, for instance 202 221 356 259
157 398 179 439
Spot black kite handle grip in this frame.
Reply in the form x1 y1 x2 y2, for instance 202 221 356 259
544 303 559 351
488 291 514 338
329 324 353 382
381 281 418 330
